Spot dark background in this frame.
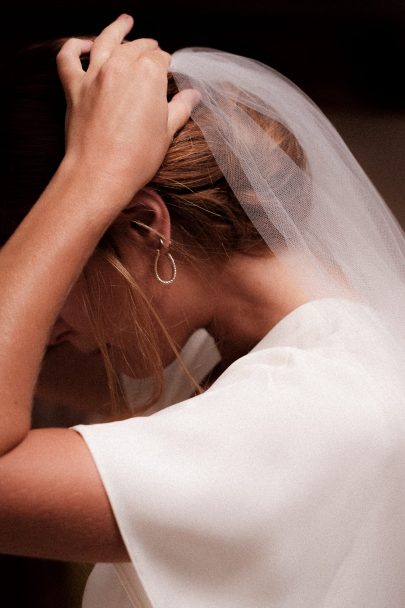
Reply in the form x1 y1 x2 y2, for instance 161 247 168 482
2 0 404 226
1 1 404 606
2 0 405 109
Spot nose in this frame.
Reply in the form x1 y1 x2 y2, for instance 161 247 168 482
48 317 73 347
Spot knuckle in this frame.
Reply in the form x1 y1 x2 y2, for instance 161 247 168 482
91 46 111 65
157 47 170 59
138 54 162 73
152 48 171 68
98 56 125 80
56 47 68 63
56 38 83 64
55 50 65 65
135 37 158 49
57 37 79 55
123 38 159 57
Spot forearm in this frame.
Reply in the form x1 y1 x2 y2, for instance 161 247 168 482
0 157 135 454
0 16 194 456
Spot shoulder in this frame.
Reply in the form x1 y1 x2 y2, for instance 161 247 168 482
75 299 389 467
74 297 402 485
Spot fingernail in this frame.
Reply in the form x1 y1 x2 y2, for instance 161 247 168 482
118 13 133 21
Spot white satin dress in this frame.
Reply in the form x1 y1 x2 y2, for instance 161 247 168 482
74 298 405 607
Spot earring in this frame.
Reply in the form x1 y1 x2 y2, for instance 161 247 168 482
154 238 177 285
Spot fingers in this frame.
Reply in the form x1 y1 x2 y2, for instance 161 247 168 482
57 15 161 102
88 14 135 72
57 38 94 96
119 43 170 70
58 11 197 171
88 15 161 77
168 89 201 137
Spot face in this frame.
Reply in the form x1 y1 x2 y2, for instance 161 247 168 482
48 244 200 378
48 248 147 376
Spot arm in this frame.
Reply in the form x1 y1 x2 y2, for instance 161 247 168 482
0 15 196 562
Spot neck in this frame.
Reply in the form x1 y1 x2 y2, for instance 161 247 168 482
206 251 309 367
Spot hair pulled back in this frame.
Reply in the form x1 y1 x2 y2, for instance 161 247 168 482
2 40 305 412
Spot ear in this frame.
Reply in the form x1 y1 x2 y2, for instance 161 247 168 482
126 188 172 249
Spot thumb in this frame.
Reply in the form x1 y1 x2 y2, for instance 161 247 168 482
167 89 201 137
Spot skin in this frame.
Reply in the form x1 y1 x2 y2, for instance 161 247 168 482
0 15 308 563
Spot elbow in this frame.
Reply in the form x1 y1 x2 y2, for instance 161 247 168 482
0 408 31 456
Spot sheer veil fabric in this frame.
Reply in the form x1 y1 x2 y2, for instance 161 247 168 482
171 49 405 351
76 50 405 607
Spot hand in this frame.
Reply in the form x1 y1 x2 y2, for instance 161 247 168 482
57 15 199 205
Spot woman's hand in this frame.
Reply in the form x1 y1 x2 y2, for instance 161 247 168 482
57 14 199 205
0 15 201 564
0 15 202 563
0 15 200 454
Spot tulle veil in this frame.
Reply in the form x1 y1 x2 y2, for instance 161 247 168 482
171 48 405 360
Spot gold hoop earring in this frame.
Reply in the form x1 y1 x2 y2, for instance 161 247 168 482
154 238 177 285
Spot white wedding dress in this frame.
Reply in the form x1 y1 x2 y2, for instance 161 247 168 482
74 297 405 607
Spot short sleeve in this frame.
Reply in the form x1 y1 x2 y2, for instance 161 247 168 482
73 343 394 608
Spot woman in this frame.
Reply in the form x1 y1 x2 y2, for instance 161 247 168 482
1 13 405 608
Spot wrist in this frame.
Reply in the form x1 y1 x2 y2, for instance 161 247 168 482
59 153 143 212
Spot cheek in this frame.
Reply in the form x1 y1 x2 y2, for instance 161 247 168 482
60 250 164 363
59 267 137 348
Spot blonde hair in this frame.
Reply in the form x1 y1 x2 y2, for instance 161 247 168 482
81 77 306 416
3 40 306 416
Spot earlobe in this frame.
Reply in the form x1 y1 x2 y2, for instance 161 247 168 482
126 188 171 248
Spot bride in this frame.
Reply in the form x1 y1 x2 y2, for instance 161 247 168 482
1 14 405 608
